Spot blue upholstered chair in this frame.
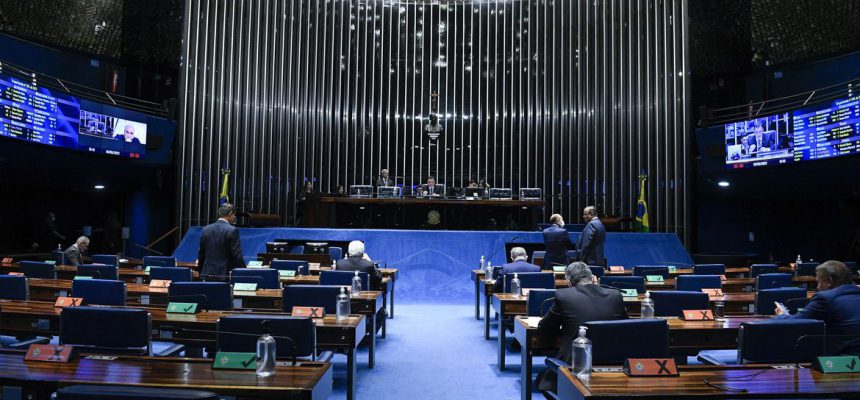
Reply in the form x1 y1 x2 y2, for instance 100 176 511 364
60 306 151 355
755 273 794 291
0 275 28 300
90 254 119 267
55 385 219 400
143 256 177 268
749 263 779 278
754 287 808 316
675 275 722 292
320 270 369 291
843 261 857 270
168 282 233 310
526 289 556 317
501 272 555 293
650 291 709 317
77 264 119 280
328 247 343 262
692 264 726 275
532 251 546 266
51 249 66 265
20 261 56 279
632 265 670 279
588 266 605 279
72 279 126 306
584 319 669 364
795 262 819 277
599 276 645 294
738 319 825 364
149 266 193 283
282 285 342 314
288 245 305 254
271 260 310 275
217 314 329 361
230 268 280 289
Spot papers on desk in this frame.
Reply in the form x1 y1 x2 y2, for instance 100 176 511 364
523 316 542 328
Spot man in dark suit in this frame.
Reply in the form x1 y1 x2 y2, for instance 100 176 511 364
493 247 541 292
575 206 606 266
420 176 444 197
542 214 573 269
198 203 245 280
335 240 383 290
376 169 394 187
63 236 90 266
776 260 860 355
744 124 774 154
536 262 628 392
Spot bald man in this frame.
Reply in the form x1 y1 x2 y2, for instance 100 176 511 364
575 206 606 266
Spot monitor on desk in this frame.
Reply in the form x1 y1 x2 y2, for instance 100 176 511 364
377 186 402 199
465 187 485 199
489 188 513 200
349 185 373 198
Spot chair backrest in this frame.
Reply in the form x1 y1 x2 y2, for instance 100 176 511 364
532 251 546 266
588 266 605 279
328 247 343 261
599 276 645 294
149 266 193 283
755 273 794 291
282 285 342 314
72 279 127 306
51 249 65 265
585 319 669 364
55 385 219 400
632 265 670 279
842 261 857 270
502 272 555 293
217 314 316 359
270 260 310 275
738 319 825 363
749 263 779 278
650 291 709 317
77 264 119 280
143 256 177 268
230 268 280 289
90 254 119 267
60 306 151 355
0 275 28 300
692 264 725 275
526 289 556 317
20 261 56 279
795 262 819 277
320 270 369 291
168 282 233 310
288 245 305 254
754 287 808 316
675 275 722 292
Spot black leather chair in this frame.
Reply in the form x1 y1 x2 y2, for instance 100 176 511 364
230 268 280 289
501 272 555 293
795 262 819 277
675 275 722 292
692 263 725 275
755 273 794 291
77 264 119 280
55 385 219 400
588 266 605 279
143 256 177 268
150 266 193 282
168 282 233 310
585 319 669 364
749 263 779 278
526 289 555 317
737 319 825 364
90 254 119 267
632 265 670 279
72 279 127 306
282 285 341 314
271 260 310 275
754 287 807 316
19 261 56 279
217 314 331 362
60 306 151 355
320 270 369 291
650 291 709 317
0 275 28 300
599 276 645 294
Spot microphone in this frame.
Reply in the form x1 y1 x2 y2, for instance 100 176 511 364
539 296 556 318
486 235 520 266
158 323 301 366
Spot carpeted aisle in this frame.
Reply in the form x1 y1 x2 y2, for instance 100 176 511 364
328 304 543 399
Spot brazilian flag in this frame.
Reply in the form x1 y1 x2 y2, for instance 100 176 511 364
635 174 650 232
219 169 231 206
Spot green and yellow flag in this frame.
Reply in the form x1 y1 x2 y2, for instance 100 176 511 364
635 174 649 232
219 169 231 205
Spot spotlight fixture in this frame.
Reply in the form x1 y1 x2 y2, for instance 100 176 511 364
94 185 105 190
717 181 730 188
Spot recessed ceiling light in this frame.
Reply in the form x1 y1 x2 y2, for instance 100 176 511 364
94 185 105 190
717 181 730 188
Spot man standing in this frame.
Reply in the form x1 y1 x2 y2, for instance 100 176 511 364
575 206 606 266
542 214 573 269
376 169 394 187
493 247 541 292
335 240 383 290
198 203 245 280
63 236 90 266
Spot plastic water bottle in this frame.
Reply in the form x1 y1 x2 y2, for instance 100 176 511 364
571 326 592 378
485 261 494 281
480 255 486 270
336 287 350 319
641 291 655 318
298 265 304 276
256 321 276 377
351 270 362 295
511 273 522 297
795 254 802 267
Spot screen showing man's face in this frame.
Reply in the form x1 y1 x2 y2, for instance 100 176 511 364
124 125 135 141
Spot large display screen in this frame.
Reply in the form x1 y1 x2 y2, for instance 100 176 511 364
725 94 860 169
0 71 148 158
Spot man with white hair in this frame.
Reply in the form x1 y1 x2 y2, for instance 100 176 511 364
335 240 383 290
63 236 90 266
493 247 540 292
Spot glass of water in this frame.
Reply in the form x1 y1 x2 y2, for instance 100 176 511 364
714 301 725 321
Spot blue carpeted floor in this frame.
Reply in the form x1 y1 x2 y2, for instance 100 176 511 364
328 303 544 400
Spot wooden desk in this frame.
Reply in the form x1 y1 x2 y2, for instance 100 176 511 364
0 263 198 284
0 349 330 400
474 276 569 340
120 258 199 269
281 272 397 328
258 253 334 267
646 276 816 293
557 364 860 399
0 300 364 400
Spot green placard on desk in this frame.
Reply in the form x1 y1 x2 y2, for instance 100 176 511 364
668 265 677 272
144 266 151 274
248 260 264 268
813 356 860 373
645 275 664 282
621 289 639 297
45 260 56 265
279 270 297 277
73 276 93 280
233 282 258 291
212 352 257 370
553 266 566 273
166 302 198 314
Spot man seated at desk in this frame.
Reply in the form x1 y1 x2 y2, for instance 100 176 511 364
420 176 444 197
536 262 628 393
493 247 540 292
335 240 383 291
743 123 775 154
63 236 90 266
775 260 860 355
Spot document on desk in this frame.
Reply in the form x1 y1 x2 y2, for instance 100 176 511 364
523 316 542 328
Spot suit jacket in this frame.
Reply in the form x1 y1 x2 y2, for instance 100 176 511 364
536 284 628 391
63 245 83 266
778 284 860 355
575 218 607 266
336 256 383 290
420 184 444 196
745 133 775 152
376 177 394 187
542 224 572 268
493 260 541 292
198 220 245 279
